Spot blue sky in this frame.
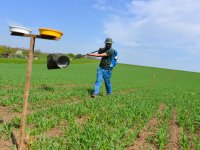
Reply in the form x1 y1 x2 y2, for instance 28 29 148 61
0 0 200 72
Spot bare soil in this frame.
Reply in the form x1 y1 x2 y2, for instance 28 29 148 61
164 108 181 150
41 120 68 138
125 118 159 150
75 116 89 126
0 135 14 150
29 96 83 111
44 127 64 138
125 103 167 150
0 106 20 123
0 106 28 149
11 129 27 150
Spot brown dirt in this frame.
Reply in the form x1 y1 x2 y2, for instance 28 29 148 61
41 120 68 138
116 119 144 148
185 128 199 150
28 97 83 118
2 95 9 100
0 85 23 90
33 83 93 90
0 106 20 123
68 97 83 105
27 123 35 131
159 103 167 112
0 83 89 90
0 106 30 149
44 127 64 138
0 135 14 150
75 116 89 126
125 103 167 150
11 129 27 150
25 121 68 149
29 96 83 111
164 108 181 150
59 120 68 128
125 118 159 150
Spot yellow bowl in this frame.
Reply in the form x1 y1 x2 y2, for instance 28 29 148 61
39 28 63 39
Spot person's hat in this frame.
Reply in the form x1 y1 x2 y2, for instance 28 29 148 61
104 38 113 44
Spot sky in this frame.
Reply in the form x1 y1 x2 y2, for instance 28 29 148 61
0 0 200 72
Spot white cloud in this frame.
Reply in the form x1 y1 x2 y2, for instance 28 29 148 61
104 15 147 47
104 0 200 50
99 0 200 72
93 0 113 11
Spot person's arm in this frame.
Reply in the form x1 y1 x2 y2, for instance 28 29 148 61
87 53 107 57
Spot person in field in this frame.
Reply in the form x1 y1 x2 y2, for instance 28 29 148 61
87 38 115 98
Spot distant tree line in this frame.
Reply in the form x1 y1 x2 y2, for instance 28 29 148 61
0 45 45 58
0 45 80 59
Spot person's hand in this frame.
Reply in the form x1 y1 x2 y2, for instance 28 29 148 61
87 53 93 56
98 48 103 53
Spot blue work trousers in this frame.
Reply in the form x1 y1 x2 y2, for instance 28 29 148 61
93 67 112 95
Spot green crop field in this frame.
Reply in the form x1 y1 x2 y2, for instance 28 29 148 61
0 60 200 149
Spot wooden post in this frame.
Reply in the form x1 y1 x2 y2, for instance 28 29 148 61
10 31 61 149
18 36 35 150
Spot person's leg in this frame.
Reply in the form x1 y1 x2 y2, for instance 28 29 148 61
103 69 112 95
93 67 103 96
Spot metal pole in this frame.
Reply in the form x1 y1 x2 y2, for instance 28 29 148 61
18 36 35 150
